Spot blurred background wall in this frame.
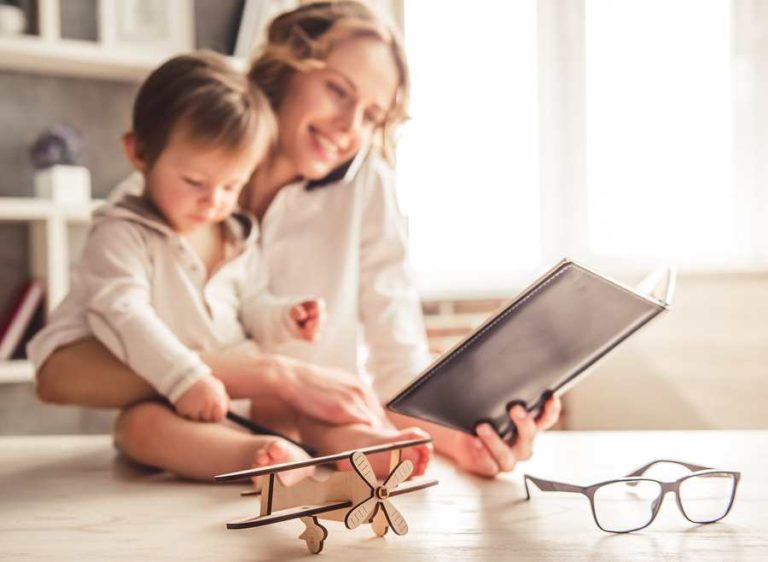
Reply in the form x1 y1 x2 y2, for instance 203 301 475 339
1 0 766 435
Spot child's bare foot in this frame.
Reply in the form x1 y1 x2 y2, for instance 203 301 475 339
334 426 432 479
251 438 314 489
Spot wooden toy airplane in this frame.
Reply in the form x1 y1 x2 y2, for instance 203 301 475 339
215 437 439 554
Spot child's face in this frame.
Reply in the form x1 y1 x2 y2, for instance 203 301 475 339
131 129 261 233
275 36 399 180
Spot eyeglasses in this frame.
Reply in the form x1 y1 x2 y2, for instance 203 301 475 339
524 460 740 533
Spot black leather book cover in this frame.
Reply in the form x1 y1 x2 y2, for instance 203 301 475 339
387 260 668 439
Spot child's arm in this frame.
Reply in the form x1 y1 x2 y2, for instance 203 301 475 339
80 221 228 420
239 249 325 346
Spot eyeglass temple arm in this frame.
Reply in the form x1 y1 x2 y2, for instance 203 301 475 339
524 474 584 500
625 459 712 478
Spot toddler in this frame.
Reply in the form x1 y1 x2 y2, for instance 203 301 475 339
30 52 320 482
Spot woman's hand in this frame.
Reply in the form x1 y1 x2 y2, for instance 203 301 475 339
450 396 562 477
277 356 385 427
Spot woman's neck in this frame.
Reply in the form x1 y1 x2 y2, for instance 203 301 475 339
245 151 301 221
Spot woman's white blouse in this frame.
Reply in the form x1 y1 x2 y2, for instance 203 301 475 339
257 155 431 401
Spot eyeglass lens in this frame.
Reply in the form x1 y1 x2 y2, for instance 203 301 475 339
678 472 736 523
593 479 662 532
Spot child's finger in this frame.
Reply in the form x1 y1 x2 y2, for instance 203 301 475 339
300 328 317 341
208 401 219 422
304 299 325 321
216 392 230 421
211 403 225 422
291 305 308 322
200 402 212 422
301 319 322 340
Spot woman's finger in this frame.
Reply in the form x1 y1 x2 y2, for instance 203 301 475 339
508 406 537 461
535 395 562 431
475 423 517 472
464 435 499 476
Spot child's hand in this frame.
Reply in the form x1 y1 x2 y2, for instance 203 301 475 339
174 375 230 422
289 299 326 341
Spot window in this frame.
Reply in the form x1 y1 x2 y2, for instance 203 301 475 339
397 1 539 296
585 0 736 267
399 0 766 297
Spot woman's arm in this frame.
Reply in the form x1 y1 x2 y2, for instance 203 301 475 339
202 340 380 425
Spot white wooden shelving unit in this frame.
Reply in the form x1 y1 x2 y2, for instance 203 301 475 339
0 0 195 383
0 0 201 83
0 197 103 384
0 1 250 383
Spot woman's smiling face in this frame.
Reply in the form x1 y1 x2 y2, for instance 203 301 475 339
274 36 400 181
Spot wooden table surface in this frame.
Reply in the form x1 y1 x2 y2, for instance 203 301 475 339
1 430 766 561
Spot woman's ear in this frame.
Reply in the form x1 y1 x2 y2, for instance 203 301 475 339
122 132 148 173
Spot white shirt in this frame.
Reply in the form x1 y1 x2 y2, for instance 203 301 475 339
257 155 432 401
28 194 296 402
29 154 432 403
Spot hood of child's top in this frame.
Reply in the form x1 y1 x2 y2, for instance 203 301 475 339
91 193 258 245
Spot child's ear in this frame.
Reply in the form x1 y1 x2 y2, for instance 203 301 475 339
122 132 148 173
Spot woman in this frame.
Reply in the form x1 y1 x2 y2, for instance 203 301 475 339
34 1 560 477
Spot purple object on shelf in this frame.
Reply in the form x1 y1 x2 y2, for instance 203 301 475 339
29 123 86 170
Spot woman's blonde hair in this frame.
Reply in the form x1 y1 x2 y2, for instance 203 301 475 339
248 1 409 163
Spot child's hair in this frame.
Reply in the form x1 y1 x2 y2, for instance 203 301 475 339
248 1 409 163
132 51 276 167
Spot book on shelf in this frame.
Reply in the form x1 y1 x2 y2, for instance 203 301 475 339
0 280 45 361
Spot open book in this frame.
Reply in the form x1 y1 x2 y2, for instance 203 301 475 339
387 259 675 439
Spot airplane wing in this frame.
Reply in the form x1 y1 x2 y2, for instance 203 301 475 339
388 477 440 497
215 437 433 482
226 501 353 529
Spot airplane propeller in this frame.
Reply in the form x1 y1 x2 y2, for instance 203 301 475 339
344 451 413 535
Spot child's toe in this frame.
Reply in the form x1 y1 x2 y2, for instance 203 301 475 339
266 439 289 463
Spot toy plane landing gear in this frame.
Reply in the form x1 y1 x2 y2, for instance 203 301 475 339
215 438 438 554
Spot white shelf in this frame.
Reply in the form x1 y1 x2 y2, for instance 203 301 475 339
0 360 35 384
0 195 101 385
0 196 104 341
0 35 248 83
0 197 102 222
0 35 169 82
